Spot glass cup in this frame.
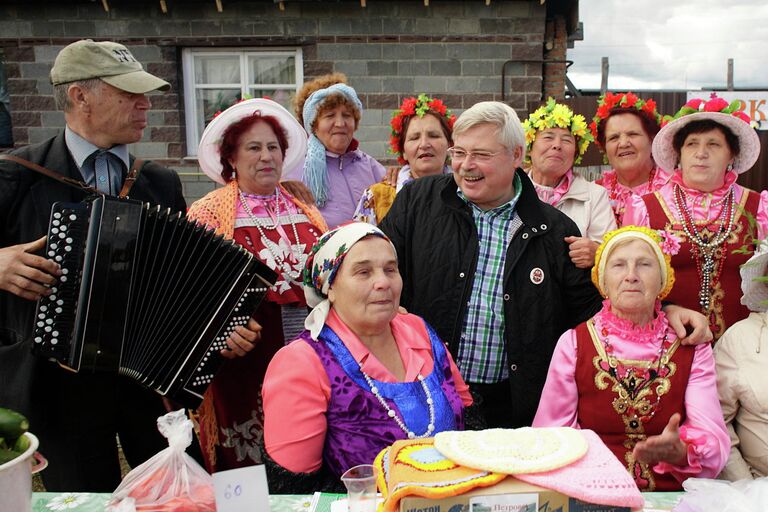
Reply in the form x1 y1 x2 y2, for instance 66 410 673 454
340 464 378 512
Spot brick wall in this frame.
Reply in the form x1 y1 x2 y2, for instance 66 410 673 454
0 0 561 204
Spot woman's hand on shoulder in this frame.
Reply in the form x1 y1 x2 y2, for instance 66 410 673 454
281 180 316 205
662 304 713 345
221 317 262 359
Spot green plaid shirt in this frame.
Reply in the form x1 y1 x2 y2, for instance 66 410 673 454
455 174 523 383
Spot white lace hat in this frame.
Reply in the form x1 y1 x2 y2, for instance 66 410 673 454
198 98 307 185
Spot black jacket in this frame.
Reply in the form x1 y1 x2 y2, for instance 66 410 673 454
379 170 602 427
0 131 186 416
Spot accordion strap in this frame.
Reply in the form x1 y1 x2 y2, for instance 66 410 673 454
0 154 99 195
119 158 144 198
0 154 144 198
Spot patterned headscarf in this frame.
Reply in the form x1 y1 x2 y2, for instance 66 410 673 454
302 222 396 339
301 83 364 207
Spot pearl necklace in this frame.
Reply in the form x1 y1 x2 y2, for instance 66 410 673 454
673 184 735 312
359 370 435 439
238 187 306 282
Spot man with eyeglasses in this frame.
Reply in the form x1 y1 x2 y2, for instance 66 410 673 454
380 101 710 428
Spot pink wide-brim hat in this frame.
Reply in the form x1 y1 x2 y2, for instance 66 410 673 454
652 111 760 174
197 98 307 185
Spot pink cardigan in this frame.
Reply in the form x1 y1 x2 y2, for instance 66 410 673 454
262 310 472 473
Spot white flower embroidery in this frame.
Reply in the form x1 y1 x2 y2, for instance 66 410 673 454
220 409 264 464
258 238 307 294
45 493 91 510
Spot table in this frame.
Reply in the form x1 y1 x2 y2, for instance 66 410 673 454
31 493 324 512
32 492 683 511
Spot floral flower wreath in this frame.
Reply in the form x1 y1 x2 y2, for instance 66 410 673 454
592 225 680 300
522 97 593 165
389 94 456 165
589 92 662 149
661 93 754 127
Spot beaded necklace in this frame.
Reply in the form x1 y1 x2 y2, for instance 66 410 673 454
359 369 436 439
604 167 657 226
238 187 307 282
672 184 735 312
597 324 672 425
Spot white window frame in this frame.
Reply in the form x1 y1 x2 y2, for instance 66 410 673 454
182 47 304 157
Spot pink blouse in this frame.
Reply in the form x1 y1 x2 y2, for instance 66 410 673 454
623 171 768 237
262 310 472 473
533 304 729 482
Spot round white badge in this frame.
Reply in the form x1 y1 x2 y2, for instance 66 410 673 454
530 267 544 285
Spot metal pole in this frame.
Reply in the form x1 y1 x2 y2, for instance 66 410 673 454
727 58 734 91
601 57 609 94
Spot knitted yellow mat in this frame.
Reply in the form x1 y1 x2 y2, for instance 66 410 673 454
374 437 506 512
433 427 588 474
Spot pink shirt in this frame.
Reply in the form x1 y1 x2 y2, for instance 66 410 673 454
533 306 729 482
623 171 768 238
262 310 472 473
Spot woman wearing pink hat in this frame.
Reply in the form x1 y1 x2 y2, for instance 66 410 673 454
188 98 328 472
534 226 729 491
623 95 767 340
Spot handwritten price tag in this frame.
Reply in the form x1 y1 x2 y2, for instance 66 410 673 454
213 464 270 512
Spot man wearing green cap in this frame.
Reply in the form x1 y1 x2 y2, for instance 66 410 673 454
0 40 186 491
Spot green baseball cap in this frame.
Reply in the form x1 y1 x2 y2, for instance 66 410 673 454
50 39 170 94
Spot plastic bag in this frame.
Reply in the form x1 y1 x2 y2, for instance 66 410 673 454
107 409 216 512
672 477 768 511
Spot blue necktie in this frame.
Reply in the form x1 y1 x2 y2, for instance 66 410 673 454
93 150 111 194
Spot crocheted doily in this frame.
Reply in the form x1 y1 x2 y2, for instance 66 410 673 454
516 430 644 509
374 438 506 512
434 427 588 474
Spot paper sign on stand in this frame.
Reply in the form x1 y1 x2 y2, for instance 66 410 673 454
213 464 270 512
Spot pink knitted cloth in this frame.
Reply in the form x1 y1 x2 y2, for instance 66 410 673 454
515 430 644 509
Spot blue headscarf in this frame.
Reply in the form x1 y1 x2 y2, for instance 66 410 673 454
301 83 364 207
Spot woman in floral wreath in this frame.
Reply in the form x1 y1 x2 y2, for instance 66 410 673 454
534 226 729 491
623 94 768 340
188 98 328 472
353 94 455 226
591 92 671 226
522 98 616 268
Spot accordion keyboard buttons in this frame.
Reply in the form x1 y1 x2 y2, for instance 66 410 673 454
33 204 90 360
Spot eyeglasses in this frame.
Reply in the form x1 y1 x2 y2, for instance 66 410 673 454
447 147 506 163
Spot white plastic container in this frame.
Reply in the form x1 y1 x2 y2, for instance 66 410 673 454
0 433 46 512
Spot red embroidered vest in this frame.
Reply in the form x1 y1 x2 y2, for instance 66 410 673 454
575 321 695 491
643 189 758 340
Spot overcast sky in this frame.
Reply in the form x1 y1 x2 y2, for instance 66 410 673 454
567 0 768 91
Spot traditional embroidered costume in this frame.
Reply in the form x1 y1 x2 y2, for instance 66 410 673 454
190 98 327 472
262 223 471 487
534 227 729 491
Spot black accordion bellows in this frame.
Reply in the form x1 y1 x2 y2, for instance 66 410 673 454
32 195 277 408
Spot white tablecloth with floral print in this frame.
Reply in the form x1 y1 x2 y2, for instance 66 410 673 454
31 493 331 512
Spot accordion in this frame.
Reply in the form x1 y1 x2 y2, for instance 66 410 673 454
32 195 277 408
